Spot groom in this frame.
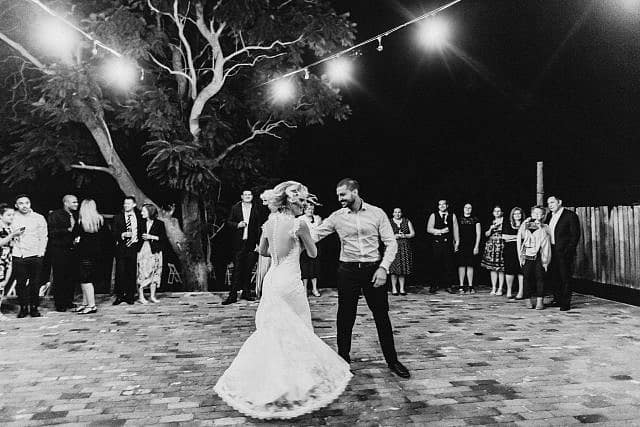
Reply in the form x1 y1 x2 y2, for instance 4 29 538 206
315 178 410 378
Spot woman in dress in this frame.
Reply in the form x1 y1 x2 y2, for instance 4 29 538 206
73 199 106 315
256 190 278 298
137 203 166 304
502 207 525 300
389 208 415 296
517 205 552 310
456 203 481 294
300 204 322 297
481 205 505 295
215 181 352 420
0 204 22 319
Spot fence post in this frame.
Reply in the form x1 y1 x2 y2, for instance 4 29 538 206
536 161 544 206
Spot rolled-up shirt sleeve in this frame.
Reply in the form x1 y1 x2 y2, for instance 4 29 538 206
38 216 48 256
378 214 398 272
314 213 336 242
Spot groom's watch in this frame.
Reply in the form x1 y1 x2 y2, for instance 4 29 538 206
378 265 388 274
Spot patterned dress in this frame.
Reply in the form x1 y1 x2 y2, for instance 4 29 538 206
389 218 413 275
481 219 505 272
0 227 12 285
137 221 163 289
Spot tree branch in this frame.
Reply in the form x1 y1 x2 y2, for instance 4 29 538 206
223 52 286 80
0 31 51 73
223 35 303 64
149 52 193 83
213 119 295 164
70 162 114 175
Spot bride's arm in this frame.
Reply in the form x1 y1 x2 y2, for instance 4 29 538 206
258 230 270 257
298 221 317 258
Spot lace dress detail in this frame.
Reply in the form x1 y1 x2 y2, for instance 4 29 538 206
214 213 352 420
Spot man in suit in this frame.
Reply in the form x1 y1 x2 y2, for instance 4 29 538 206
112 196 143 305
222 190 262 305
426 199 459 294
47 194 79 312
546 196 580 311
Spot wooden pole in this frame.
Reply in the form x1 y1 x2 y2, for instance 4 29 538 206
536 161 544 206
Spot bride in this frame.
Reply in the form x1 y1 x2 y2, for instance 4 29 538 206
214 181 352 420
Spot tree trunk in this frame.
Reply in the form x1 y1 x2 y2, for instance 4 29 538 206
178 192 211 291
83 116 210 291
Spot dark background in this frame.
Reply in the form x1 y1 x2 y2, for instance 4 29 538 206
4 0 640 289
281 0 640 287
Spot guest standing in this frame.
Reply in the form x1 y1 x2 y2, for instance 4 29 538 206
74 199 106 314
12 195 48 318
47 194 79 312
222 190 262 305
456 203 481 294
502 207 525 299
517 206 552 310
481 205 505 295
300 204 323 296
255 190 277 298
0 204 22 318
389 208 415 296
426 199 459 294
112 196 143 305
136 204 166 304
546 196 580 311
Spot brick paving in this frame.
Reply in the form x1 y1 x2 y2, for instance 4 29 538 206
1 288 640 426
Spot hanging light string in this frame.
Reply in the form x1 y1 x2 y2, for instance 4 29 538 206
259 0 463 87
26 0 123 58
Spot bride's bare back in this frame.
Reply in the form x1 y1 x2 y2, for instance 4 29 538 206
259 213 317 263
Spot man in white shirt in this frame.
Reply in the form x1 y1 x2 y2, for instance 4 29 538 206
12 195 48 318
112 196 143 305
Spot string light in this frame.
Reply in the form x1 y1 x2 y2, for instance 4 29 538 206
376 37 384 52
303 68 310 79
260 0 463 87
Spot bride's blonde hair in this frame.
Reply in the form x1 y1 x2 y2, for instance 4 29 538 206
264 181 319 212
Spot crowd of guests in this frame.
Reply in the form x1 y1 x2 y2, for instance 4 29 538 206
0 194 167 318
220 186 580 312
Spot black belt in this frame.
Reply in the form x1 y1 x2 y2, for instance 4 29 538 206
340 261 379 269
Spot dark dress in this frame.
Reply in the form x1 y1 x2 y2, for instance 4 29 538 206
457 216 479 266
502 221 522 275
300 215 320 280
75 224 106 283
389 218 413 275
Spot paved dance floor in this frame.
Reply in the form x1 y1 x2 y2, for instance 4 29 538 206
1 288 640 426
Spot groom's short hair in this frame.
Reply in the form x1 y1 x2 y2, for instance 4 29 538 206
336 178 359 191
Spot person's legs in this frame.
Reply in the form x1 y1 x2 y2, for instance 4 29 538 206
311 278 320 296
442 245 455 292
124 253 137 303
534 256 546 310
429 243 443 292
361 270 398 365
522 259 535 308
336 264 360 363
505 274 514 298
467 266 475 292
497 271 505 295
550 247 562 303
516 274 524 298
114 255 126 300
13 258 29 317
390 274 398 294
26 257 42 316
490 271 498 294
558 252 573 309
457 266 466 290
398 275 406 294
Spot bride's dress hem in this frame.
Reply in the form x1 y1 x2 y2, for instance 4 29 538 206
214 371 352 420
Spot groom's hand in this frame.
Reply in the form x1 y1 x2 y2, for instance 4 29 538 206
371 267 387 288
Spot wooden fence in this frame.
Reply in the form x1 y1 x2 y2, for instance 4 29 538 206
570 206 640 289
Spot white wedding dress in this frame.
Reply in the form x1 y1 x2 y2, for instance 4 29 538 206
214 213 352 420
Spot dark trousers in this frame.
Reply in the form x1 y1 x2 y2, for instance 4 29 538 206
551 245 574 308
13 256 43 307
336 262 398 365
431 241 454 289
115 251 137 302
231 242 258 295
522 256 545 298
50 247 77 309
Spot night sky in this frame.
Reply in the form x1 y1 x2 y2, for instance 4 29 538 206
285 0 640 224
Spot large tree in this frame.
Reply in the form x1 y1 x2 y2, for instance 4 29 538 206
0 0 355 290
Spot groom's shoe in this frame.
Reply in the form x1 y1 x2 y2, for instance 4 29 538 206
388 361 410 378
222 292 238 305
